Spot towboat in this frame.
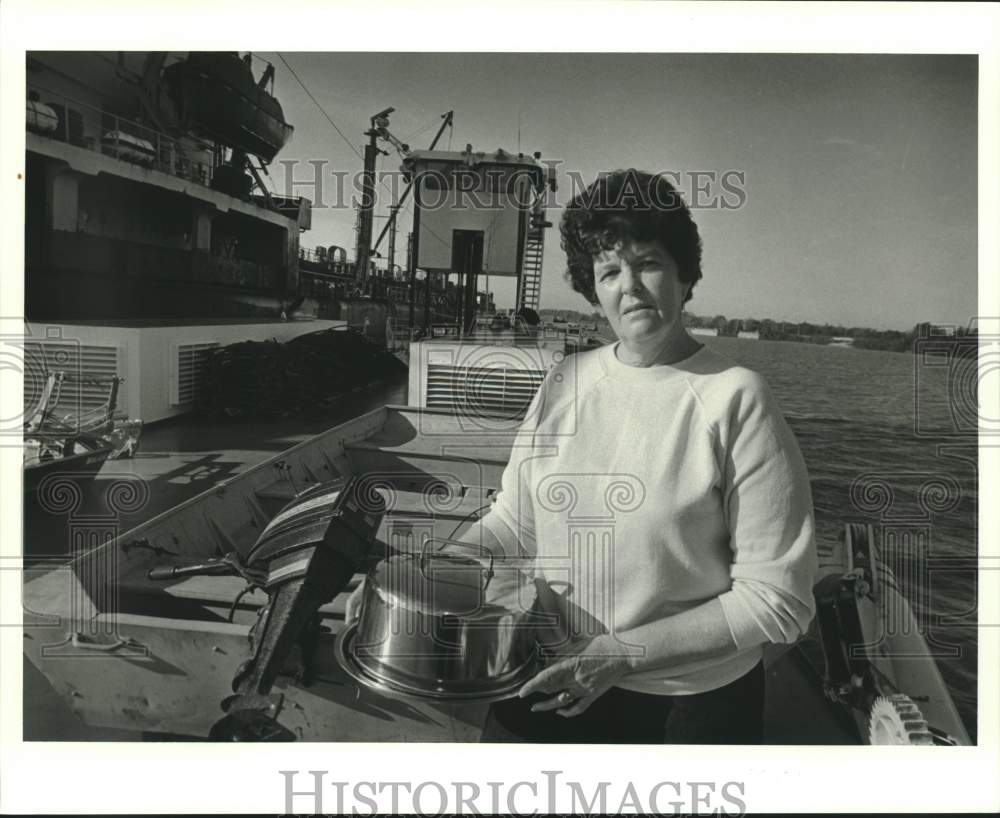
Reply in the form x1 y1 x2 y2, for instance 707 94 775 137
22 394 970 744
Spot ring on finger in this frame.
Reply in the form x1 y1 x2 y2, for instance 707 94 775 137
557 691 575 704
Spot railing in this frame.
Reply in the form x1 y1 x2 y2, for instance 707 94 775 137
386 316 610 356
298 263 414 304
298 246 411 283
26 83 214 188
298 247 356 273
299 270 341 300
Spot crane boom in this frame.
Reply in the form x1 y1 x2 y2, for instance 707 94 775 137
371 111 453 255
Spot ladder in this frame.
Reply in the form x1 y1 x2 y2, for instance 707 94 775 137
518 205 549 311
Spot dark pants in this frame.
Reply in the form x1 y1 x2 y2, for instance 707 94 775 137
480 661 764 744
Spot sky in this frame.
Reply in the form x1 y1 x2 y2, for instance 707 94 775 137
260 52 977 331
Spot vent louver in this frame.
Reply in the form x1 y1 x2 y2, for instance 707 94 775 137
426 363 544 419
171 342 220 405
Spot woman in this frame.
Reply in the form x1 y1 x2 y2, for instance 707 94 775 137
351 169 817 744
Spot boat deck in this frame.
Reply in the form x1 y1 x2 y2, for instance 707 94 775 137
23 375 859 743
23 377 407 740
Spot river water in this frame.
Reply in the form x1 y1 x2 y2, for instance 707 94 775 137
699 336 978 742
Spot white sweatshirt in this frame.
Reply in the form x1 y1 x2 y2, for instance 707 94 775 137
480 341 818 695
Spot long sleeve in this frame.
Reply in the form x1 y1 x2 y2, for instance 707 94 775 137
714 372 818 650
469 374 551 559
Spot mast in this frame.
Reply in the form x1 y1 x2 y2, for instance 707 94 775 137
387 197 397 275
354 107 393 285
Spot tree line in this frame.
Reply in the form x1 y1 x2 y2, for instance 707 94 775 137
682 314 976 352
539 309 975 353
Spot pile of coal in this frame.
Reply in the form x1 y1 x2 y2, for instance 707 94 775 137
200 328 405 418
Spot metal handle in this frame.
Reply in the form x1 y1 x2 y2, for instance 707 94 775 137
148 560 237 581
419 538 495 594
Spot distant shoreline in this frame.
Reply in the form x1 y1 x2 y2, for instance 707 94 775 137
539 310 979 355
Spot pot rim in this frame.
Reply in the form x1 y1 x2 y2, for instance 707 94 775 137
335 621 539 703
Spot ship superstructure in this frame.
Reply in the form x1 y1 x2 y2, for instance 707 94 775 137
295 107 557 349
23 52 567 424
24 51 319 422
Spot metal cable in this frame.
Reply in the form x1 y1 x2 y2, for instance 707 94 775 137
401 117 439 143
275 53 362 161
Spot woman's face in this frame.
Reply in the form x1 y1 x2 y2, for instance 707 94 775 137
593 237 689 352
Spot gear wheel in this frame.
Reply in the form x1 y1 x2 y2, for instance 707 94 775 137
867 694 935 745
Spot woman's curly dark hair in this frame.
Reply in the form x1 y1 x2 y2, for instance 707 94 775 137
559 169 703 305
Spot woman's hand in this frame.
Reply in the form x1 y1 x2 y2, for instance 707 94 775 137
517 634 633 717
344 577 366 623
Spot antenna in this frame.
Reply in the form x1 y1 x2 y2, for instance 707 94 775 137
517 106 522 154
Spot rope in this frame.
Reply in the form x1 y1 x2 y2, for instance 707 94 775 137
401 117 439 143
228 583 260 623
275 53 361 161
272 55 461 286
275 53 449 258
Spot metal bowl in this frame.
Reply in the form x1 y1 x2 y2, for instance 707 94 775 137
336 542 542 702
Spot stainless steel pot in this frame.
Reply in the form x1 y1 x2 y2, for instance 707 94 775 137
336 541 542 702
